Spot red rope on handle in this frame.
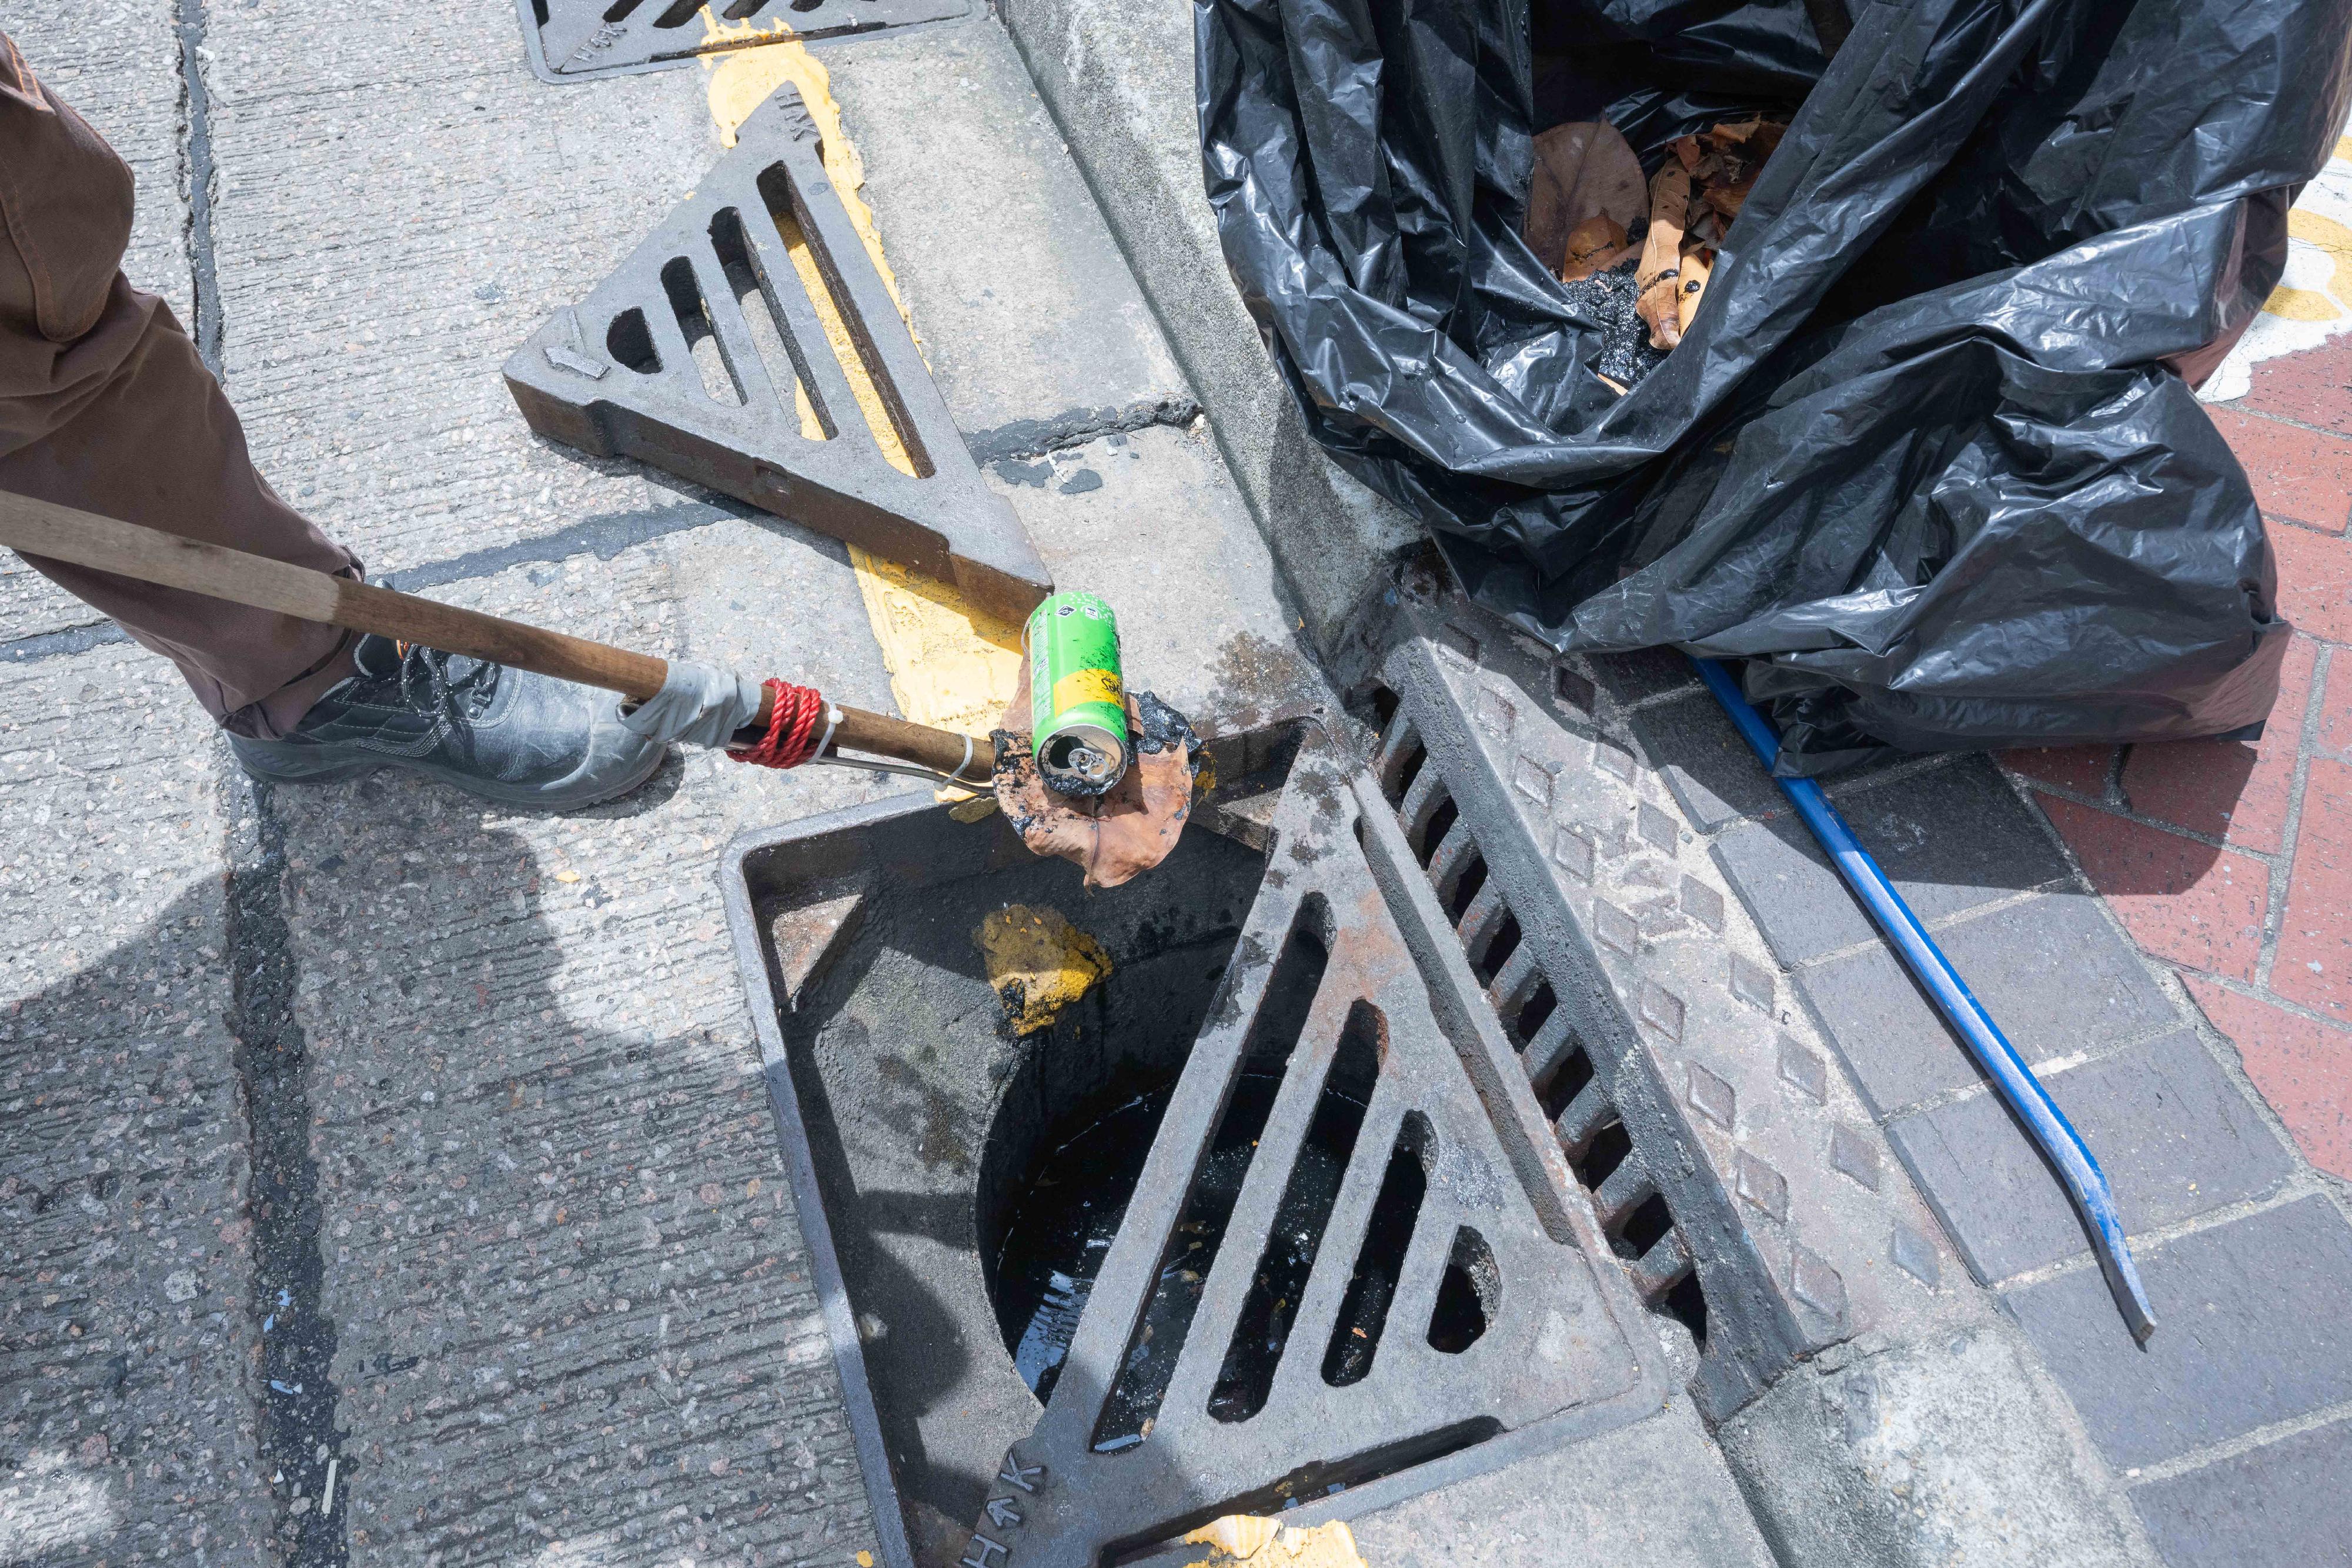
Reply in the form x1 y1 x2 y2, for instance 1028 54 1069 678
731 678 827 770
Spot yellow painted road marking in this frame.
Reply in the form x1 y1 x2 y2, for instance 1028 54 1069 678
696 10 1022 743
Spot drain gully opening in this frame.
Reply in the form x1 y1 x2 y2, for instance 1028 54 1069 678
1089 896 1333 1455
754 162 933 477
1208 999 1385 1424
1426 1227 1497 1353
1321 1110 1432 1387
730 725 1660 1566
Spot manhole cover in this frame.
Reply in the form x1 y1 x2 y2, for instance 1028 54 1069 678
517 0 971 82
723 725 1663 1568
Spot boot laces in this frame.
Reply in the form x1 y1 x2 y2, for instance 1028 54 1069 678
393 641 502 731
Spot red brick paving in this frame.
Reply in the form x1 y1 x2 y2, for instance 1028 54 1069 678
1997 744 2116 795
2002 386 2352 1183
2121 634 2317 853
2274 756 2352 1021
2037 795 2270 981
2324 654 2352 757
2241 336 2352 439
2271 520 2352 643
2205 406 2352 531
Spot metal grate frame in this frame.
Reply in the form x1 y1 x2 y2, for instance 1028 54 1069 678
516 0 970 83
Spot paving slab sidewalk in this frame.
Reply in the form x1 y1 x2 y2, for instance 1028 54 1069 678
1 2 1314 1563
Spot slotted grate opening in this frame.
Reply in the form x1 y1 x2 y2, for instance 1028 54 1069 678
1320 1111 1433 1388
1368 682 1705 1349
1208 998 1385 1424
1091 896 1332 1453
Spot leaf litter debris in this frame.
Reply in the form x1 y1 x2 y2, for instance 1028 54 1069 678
1526 116 1788 392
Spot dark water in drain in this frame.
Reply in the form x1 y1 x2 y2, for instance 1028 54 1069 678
991 1068 1373 1428
990 1086 1174 1405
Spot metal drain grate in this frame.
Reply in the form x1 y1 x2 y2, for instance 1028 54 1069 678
516 0 970 83
504 87 1050 620
978 734 1655 1568
1358 596 1873 1418
1367 687 1710 1330
724 726 1664 1568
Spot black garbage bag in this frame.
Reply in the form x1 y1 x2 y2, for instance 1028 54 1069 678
1198 0 2352 771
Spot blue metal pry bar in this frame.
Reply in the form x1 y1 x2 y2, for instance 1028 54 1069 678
1692 657 2157 1343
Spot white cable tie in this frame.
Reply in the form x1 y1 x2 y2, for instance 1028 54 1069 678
817 703 841 761
957 733 976 781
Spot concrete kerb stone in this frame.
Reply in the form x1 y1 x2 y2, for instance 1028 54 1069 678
992 0 1422 671
1359 589 2150 1566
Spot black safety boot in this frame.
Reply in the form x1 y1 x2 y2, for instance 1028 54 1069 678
228 635 664 809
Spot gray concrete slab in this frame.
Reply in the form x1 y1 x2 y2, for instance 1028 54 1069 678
270 547 892 1563
986 425 1324 732
821 19 1194 452
2004 1196 2352 1471
0 643 273 1565
2129 1413 2352 1568
1888 1031 2293 1283
1 559 112 647
201 0 714 578
1719 1320 2150 1568
994 0 1421 665
1802 892 2183 1116
1347 1407 1776 1568
1713 757 2070 967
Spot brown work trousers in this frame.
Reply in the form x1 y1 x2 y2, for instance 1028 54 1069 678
1 31 359 738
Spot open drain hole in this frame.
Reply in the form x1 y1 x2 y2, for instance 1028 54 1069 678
1322 1111 1432 1387
1428 1227 1496 1353
1208 999 1385 1424
1087 896 1333 1453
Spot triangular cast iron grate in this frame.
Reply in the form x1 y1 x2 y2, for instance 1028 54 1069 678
504 87 1050 620
966 737 1655 1568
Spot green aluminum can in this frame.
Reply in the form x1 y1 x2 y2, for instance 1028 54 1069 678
1025 590 1128 795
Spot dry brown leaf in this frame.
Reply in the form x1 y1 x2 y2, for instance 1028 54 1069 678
1557 213 1629 282
1636 161 1690 350
1678 245 1715 336
1525 121 1645 277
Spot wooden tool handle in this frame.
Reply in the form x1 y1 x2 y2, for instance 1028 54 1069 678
0 488 987 779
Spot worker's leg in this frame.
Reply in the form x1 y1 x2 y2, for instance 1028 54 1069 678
1 32 663 807
1 309 367 738
0 31 357 740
